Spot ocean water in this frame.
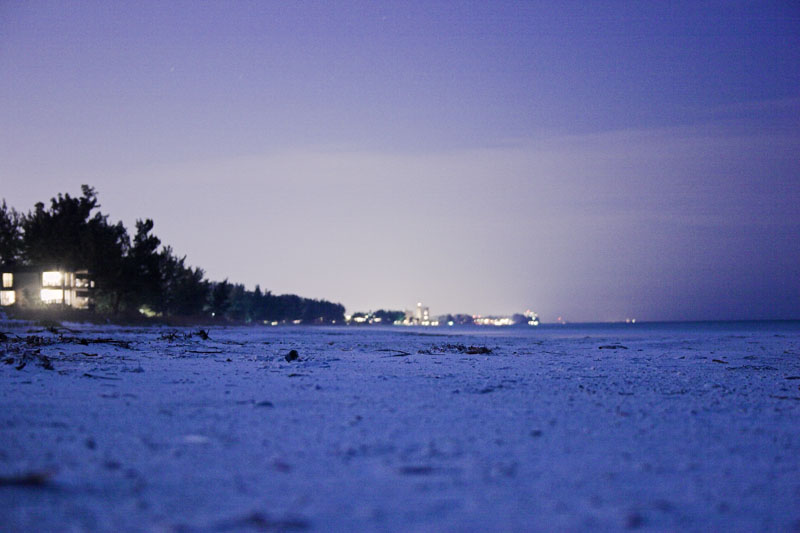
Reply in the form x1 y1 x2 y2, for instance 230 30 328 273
320 319 800 341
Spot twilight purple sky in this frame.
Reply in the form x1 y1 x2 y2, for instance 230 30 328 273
1 1 799 321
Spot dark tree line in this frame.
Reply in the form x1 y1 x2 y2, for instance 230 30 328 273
0 186 345 323
373 309 405 323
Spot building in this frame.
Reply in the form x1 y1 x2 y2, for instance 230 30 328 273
0 266 94 309
414 302 430 323
399 302 437 326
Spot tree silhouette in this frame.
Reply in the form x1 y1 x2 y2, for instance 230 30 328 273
21 185 130 311
123 219 163 312
2 185 345 323
0 200 24 266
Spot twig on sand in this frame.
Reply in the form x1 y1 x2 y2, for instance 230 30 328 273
76 337 133 349
378 349 411 357
82 372 122 381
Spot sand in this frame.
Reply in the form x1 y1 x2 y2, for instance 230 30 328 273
1 321 799 531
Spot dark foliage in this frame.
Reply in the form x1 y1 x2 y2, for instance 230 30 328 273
208 281 344 323
442 314 475 325
2 186 345 323
0 200 24 266
20 186 129 312
374 309 405 323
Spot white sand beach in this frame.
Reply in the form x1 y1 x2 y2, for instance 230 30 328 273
1 322 799 531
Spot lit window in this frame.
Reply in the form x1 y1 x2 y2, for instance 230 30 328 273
40 289 64 304
2 273 12 288
42 271 62 287
0 290 15 306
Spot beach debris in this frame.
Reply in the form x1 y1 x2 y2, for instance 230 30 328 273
0 469 55 487
159 330 181 341
285 349 299 362
25 335 51 347
711 359 728 364
429 343 494 355
255 400 274 408
378 348 411 357
82 372 121 381
465 346 493 354
56 336 132 349
160 330 209 342
599 345 628 350
13 349 53 371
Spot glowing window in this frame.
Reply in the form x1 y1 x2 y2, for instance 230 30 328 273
40 289 64 304
2 273 11 288
0 290 15 306
42 271 62 287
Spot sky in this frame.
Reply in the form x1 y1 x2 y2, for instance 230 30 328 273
1 1 798 322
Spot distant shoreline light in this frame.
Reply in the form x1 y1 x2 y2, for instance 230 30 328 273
344 306 541 327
